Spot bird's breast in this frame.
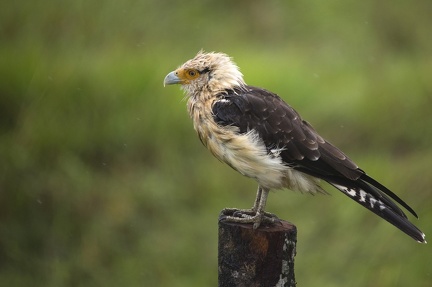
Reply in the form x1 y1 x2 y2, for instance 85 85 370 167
187 98 288 189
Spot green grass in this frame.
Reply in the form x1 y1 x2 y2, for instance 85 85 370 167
1 1 432 286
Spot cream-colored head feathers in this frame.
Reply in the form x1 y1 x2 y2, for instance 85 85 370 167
165 51 245 96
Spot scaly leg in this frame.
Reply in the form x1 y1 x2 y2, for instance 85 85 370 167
223 186 276 216
222 186 262 214
220 186 279 229
251 185 262 212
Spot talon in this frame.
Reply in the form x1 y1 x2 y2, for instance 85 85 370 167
253 212 265 229
220 212 277 229
222 208 257 218
232 211 243 217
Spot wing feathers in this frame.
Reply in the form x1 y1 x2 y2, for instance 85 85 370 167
211 86 424 242
361 174 418 218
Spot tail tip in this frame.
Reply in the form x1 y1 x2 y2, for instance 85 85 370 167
417 233 427 244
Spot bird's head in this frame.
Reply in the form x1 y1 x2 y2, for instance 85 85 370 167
164 51 245 96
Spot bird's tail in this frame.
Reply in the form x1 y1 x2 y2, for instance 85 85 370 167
329 176 426 243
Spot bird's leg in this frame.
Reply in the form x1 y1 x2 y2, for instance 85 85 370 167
220 186 279 229
222 186 262 215
225 186 277 217
252 187 274 229
251 185 262 212
253 186 277 218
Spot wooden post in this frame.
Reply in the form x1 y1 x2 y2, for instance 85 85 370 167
218 212 297 287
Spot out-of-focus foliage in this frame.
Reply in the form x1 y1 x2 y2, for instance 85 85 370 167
1 0 431 286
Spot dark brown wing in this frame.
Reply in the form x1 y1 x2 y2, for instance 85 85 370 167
213 86 361 180
212 86 424 242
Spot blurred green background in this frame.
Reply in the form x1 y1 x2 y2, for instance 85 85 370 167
1 0 431 286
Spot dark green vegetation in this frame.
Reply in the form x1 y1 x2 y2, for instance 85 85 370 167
1 1 431 286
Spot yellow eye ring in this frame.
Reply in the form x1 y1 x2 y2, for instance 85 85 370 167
175 68 200 84
183 69 199 80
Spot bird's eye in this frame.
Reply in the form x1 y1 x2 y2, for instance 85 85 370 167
177 68 200 83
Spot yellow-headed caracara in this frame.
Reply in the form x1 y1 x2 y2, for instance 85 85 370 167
164 51 426 243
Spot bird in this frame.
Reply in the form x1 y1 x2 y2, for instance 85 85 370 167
163 50 426 243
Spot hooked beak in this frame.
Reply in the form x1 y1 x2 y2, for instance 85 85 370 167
163 71 182 86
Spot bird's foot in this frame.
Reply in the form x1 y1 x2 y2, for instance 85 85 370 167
220 208 280 229
222 207 278 219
